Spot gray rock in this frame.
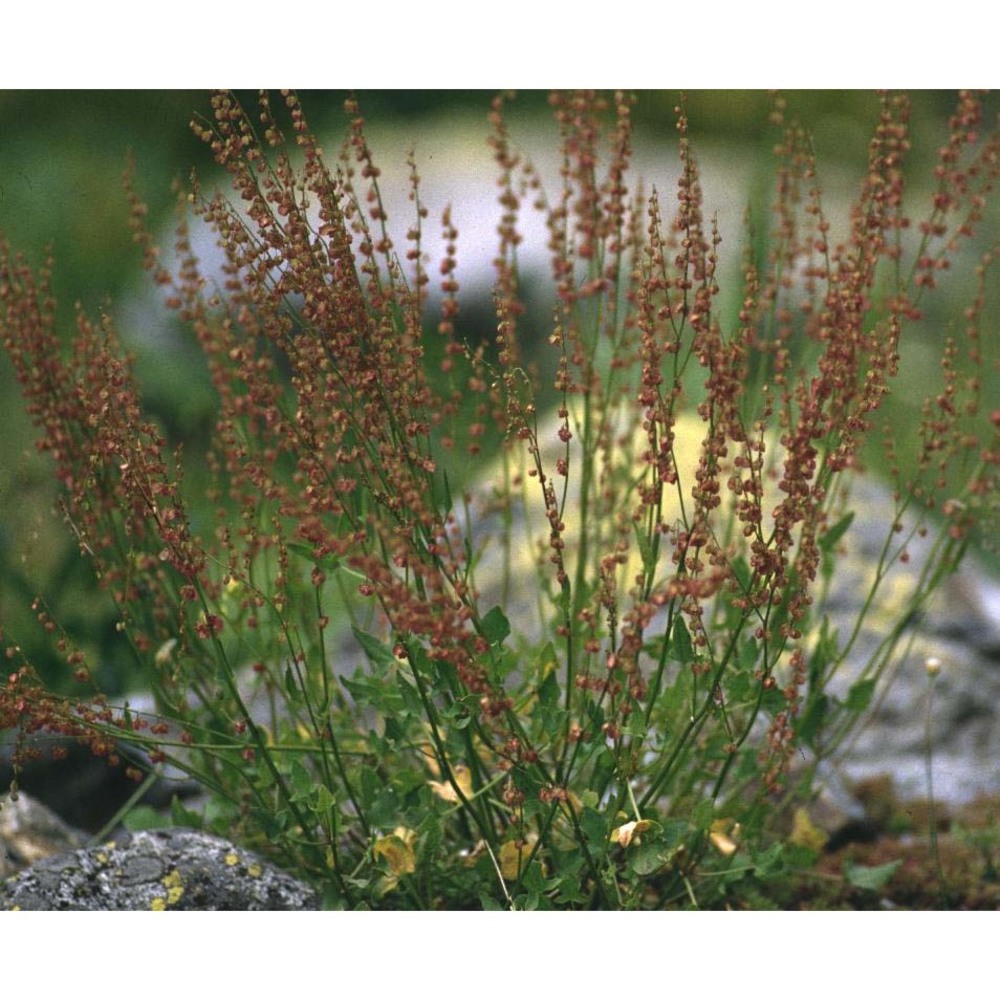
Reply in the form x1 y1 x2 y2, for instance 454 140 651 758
806 478 1000 804
0 827 320 910
0 792 88 877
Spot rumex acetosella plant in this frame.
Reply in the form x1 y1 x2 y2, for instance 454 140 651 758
1 90 998 909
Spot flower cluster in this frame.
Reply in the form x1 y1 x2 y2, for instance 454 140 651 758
2 90 998 909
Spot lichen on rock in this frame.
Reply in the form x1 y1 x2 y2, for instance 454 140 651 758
0 827 319 911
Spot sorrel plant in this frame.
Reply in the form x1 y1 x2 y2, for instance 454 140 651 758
2 90 998 909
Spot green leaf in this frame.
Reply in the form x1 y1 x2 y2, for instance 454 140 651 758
284 664 300 702
417 812 444 863
761 682 787 715
395 669 424 716
752 842 785 879
660 818 691 849
290 759 313 797
808 617 837 691
123 805 173 831
258 809 291 840
623 714 648 741
845 677 877 713
520 891 541 912
737 637 759 674
819 511 855 553
580 806 609 846
693 799 715 829
784 843 822 868
481 605 511 646
633 521 656 577
341 669 400 713
536 649 560 709
313 784 337 814
845 859 901 891
450 708 474 730
352 627 399 671
589 747 616 796
727 663 754 702
630 842 668 876
553 873 588 906
358 766 381 810
534 640 557 672
729 555 752 594
369 786 402 828
170 797 205 829
797 692 829 748
672 616 694 664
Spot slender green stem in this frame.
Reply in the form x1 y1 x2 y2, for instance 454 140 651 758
924 657 946 896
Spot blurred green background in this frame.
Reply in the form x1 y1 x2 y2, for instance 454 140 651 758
1 90 997 694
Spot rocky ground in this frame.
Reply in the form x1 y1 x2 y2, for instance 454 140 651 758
770 787 1000 910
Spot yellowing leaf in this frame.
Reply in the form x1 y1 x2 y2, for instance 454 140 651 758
499 840 531 880
373 833 417 877
709 817 741 856
427 764 474 803
709 830 738 856
789 807 829 852
154 638 178 667
610 819 652 848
